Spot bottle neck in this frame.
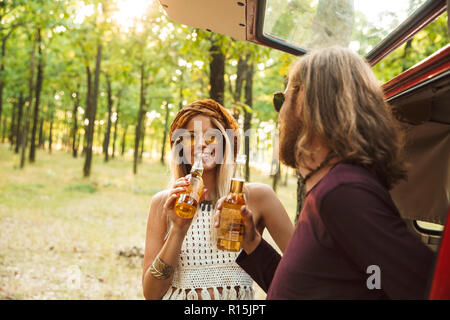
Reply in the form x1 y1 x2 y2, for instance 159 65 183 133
191 169 203 178
230 178 244 194
191 156 204 177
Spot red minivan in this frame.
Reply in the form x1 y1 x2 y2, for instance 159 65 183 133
158 0 450 299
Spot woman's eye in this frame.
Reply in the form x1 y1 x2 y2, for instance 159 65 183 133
179 134 195 145
206 136 216 144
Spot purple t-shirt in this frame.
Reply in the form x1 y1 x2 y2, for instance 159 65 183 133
237 163 435 299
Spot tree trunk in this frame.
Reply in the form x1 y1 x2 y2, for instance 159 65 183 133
271 122 280 192
232 55 246 121
63 108 69 150
112 120 118 159
71 89 79 158
0 38 5 134
104 74 113 162
29 28 43 163
272 168 281 193
20 33 37 169
209 37 225 105
0 33 11 136
401 39 413 72
0 21 19 133
133 63 146 174
83 44 102 177
282 166 288 187
9 99 17 146
97 122 103 151
178 72 184 110
139 122 145 161
15 93 24 154
77 130 81 155
82 66 92 155
121 124 127 156
111 90 122 159
160 103 169 165
38 116 44 148
20 105 31 167
1 117 6 143
243 55 253 181
48 111 53 154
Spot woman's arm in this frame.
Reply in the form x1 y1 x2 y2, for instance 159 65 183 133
213 183 293 293
214 182 293 293
142 192 175 299
142 178 196 300
232 204 282 293
246 183 294 253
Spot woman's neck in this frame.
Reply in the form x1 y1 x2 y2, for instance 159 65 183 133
201 168 217 201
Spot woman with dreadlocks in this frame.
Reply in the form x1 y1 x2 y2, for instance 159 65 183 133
142 99 293 300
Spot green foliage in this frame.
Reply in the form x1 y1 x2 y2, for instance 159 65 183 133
0 0 447 173
65 183 97 194
372 12 448 83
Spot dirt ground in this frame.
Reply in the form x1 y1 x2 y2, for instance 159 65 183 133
0 144 296 299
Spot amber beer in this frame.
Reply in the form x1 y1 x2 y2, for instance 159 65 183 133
217 155 246 252
174 154 204 219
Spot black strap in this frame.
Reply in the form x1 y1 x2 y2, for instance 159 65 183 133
295 153 337 224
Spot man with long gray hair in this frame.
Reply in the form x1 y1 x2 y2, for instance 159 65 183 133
215 46 435 299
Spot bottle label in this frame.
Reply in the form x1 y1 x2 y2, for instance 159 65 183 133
218 207 244 242
187 176 202 203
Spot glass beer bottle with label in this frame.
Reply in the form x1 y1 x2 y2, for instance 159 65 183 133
217 154 247 252
174 153 204 219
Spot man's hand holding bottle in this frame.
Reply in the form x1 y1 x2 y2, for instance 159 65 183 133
214 198 262 255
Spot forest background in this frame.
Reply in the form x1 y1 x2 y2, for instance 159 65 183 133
0 0 447 299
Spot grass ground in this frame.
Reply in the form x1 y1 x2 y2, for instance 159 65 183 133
0 143 297 299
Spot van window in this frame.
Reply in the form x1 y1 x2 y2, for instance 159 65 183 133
372 11 448 83
262 0 429 57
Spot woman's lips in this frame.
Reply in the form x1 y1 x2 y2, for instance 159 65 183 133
202 151 216 164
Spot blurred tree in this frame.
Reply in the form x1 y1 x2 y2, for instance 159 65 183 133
0 0 27 137
372 12 448 83
0 0 446 199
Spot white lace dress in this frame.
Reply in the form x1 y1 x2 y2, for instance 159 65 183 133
162 201 254 300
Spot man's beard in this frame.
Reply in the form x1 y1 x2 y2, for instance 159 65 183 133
279 115 301 169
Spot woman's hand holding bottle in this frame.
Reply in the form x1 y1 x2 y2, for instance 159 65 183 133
163 177 207 234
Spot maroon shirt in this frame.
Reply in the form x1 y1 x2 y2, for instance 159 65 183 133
237 163 435 299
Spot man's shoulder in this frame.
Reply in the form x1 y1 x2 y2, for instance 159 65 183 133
312 163 386 202
309 163 397 223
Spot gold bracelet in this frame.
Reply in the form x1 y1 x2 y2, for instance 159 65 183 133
149 256 174 280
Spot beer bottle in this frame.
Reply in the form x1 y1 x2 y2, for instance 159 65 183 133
174 153 204 219
217 154 247 252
